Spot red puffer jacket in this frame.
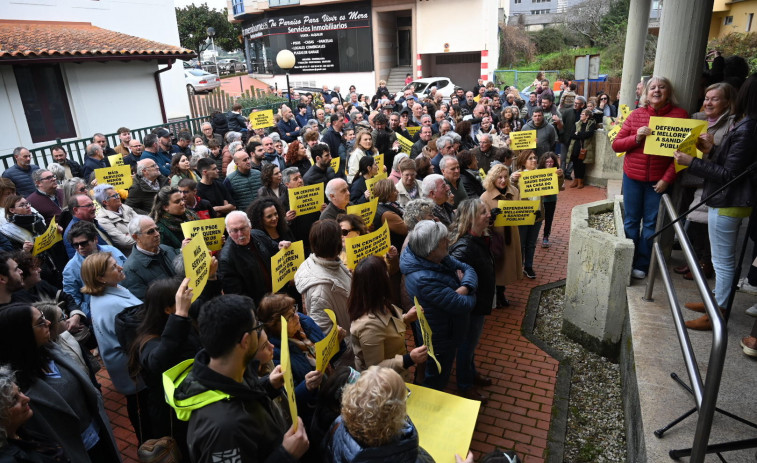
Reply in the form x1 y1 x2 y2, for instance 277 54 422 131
612 103 689 184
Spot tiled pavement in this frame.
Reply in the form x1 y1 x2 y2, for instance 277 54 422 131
100 183 607 463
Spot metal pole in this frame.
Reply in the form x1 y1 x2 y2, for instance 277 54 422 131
211 37 218 76
583 54 589 99
286 71 292 107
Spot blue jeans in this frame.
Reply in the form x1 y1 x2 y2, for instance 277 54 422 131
559 142 573 177
519 221 543 268
456 314 486 391
622 174 662 272
423 348 456 391
708 208 743 307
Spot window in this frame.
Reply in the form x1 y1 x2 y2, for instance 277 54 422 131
13 64 76 143
724 16 733 25
530 9 550 14
532 0 550 3
748 13 754 32
232 0 244 15
268 0 299 6
514 0 521 3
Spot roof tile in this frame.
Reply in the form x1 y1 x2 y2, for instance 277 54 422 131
0 20 195 60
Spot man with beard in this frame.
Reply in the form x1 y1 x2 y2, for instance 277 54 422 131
114 127 132 156
0 252 24 308
51 145 83 180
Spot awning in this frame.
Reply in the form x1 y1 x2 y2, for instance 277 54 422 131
0 19 196 64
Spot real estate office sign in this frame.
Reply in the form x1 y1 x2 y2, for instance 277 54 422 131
242 0 372 74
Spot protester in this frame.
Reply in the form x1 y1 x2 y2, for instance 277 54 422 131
150 186 199 250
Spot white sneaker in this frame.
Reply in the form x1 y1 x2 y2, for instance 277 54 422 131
632 269 647 279
746 304 757 317
738 278 757 296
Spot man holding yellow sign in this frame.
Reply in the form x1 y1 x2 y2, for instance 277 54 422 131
164 294 309 462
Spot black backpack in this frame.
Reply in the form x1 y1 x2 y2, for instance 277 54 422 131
114 304 145 351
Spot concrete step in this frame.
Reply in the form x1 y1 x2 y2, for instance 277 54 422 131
626 260 757 463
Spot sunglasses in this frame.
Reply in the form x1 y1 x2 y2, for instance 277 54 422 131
72 239 93 248
139 227 160 235
341 228 354 236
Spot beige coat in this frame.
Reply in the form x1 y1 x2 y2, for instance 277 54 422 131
350 304 410 380
480 184 524 286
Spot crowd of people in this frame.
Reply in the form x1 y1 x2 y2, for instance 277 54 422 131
4 55 757 462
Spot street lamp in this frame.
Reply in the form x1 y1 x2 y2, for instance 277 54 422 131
207 27 218 75
276 49 296 107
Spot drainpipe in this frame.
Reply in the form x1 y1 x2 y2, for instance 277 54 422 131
154 60 174 123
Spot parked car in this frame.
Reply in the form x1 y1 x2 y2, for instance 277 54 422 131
217 59 247 74
397 77 456 100
200 61 219 75
184 69 221 94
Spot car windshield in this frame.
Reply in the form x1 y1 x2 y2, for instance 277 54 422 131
188 70 209 76
404 82 428 93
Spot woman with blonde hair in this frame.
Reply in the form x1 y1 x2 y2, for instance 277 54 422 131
480 163 522 306
326 366 434 462
347 130 378 183
80 251 149 443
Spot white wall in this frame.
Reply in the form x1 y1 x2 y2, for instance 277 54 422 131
0 61 163 153
416 0 499 79
260 72 377 100
1 0 190 119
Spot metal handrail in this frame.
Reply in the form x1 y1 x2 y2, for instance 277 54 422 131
644 193 728 463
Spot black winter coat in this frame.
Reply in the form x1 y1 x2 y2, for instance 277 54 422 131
449 234 495 316
689 116 757 209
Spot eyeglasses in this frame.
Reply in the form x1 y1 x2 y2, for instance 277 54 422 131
33 313 48 328
75 203 95 209
241 321 265 342
139 227 160 235
39 175 56 182
107 193 121 200
72 239 92 248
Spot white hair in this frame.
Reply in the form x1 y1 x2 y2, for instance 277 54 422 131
421 174 444 197
408 220 449 258
225 210 251 229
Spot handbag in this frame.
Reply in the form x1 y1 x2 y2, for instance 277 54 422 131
138 437 182 463
578 140 587 160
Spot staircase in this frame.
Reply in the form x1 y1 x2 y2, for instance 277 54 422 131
387 66 413 93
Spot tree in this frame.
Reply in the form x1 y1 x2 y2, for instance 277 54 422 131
176 3 242 54
564 0 611 47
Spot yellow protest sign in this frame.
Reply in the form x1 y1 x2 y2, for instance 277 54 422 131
374 153 385 172
414 297 441 374
280 316 299 430
344 220 391 269
365 171 388 193
406 383 481 463
396 133 413 154
182 233 210 302
494 200 540 226
510 130 537 150
644 117 708 157
519 168 559 198
181 218 226 251
606 124 626 157
346 197 378 227
406 125 420 137
250 109 274 129
674 124 707 172
479 168 486 180
32 217 61 256
271 241 305 293
107 154 124 166
288 183 324 215
620 104 631 120
314 309 340 373
95 165 132 189
330 157 340 173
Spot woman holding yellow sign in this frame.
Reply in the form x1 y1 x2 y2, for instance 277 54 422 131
674 75 757 330
480 164 522 306
612 76 688 280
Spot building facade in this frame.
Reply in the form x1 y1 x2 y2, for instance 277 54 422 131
229 0 500 94
0 0 193 155
709 0 757 40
